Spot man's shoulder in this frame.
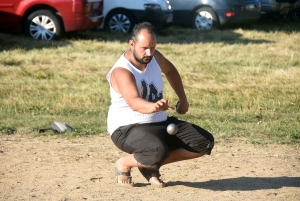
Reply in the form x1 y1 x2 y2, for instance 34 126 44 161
113 52 130 67
153 50 165 63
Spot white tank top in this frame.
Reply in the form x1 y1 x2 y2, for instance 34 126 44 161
106 52 167 135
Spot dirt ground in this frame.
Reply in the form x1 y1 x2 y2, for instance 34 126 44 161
0 134 299 201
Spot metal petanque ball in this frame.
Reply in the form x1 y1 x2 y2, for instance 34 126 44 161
167 123 178 135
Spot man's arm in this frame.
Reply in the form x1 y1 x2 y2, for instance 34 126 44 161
154 50 189 114
110 67 173 114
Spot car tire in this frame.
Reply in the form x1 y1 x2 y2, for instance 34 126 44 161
105 10 135 33
193 7 219 31
25 10 62 41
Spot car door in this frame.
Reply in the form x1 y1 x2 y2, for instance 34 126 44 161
168 0 196 23
0 0 22 31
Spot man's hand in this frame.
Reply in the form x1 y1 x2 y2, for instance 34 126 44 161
176 100 189 114
153 99 174 112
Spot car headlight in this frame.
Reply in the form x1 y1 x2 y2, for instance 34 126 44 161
144 4 161 10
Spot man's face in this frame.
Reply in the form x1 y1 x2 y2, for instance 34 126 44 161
131 30 156 65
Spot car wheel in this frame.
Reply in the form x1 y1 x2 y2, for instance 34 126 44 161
193 7 219 31
25 10 62 40
105 10 134 33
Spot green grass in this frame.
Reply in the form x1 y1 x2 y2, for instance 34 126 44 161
0 21 300 144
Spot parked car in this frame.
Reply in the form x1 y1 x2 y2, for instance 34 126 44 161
168 0 261 31
0 0 104 40
98 0 173 33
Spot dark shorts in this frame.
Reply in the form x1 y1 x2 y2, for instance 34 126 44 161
111 116 214 169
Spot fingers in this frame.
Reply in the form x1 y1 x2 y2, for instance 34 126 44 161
154 99 188 113
168 106 175 110
154 99 173 111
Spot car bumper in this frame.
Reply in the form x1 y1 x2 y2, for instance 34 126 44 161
131 10 173 28
217 4 261 25
260 2 290 16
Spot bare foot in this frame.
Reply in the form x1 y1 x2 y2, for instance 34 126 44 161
149 175 166 188
115 168 134 187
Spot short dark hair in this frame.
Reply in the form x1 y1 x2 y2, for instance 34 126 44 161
130 22 156 41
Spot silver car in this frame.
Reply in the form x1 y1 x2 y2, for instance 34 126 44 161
98 0 173 33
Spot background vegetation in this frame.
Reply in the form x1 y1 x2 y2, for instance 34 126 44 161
0 21 299 144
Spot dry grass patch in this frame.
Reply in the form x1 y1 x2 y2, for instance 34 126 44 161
0 21 299 144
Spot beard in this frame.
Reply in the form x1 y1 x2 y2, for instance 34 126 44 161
133 49 153 65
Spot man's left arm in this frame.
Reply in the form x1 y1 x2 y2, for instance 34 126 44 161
154 50 189 114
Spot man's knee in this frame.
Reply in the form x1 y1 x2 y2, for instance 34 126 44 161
187 139 214 155
153 146 169 164
136 145 169 169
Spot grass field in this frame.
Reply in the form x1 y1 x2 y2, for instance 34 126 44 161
0 20 299 145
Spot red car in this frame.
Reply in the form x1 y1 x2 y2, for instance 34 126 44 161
0 0 104 40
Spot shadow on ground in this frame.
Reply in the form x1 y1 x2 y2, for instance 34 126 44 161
167 176 300 190
1 20 299 52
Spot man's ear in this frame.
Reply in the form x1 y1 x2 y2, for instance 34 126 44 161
129 39 134 49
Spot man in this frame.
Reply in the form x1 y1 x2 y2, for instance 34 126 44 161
106 22 214 187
